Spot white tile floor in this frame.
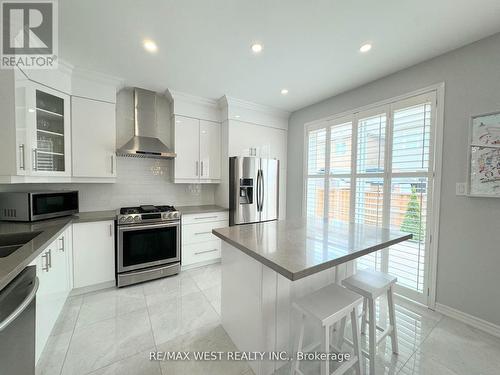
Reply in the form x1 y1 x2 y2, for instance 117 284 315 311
36 263 500 375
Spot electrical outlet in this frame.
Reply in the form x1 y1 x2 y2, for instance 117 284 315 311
456 182 467 196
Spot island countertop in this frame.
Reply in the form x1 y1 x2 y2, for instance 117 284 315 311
212 218 412 281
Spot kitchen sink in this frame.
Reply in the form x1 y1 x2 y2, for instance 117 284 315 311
0 231 42 258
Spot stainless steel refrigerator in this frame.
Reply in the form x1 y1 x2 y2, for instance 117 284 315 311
229 157 279 226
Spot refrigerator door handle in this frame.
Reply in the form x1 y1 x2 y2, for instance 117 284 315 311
256 169 262 212
260 169 265 212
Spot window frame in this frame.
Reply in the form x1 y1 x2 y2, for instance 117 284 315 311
302 84 445 307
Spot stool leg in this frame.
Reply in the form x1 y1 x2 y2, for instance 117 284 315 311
321 324 330 375
361 297 368 335
387 285 399 354
350 307 363 375
337 316 346 349
290 314 305 375
368 298 376 375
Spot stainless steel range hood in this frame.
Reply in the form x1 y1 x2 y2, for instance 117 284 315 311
116 88 176 159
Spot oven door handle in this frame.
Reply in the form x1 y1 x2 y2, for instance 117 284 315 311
0 277 39 333
118 222 180 231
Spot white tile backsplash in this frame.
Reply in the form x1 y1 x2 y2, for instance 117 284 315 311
0 158 215 212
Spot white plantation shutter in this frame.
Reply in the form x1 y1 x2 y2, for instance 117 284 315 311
304 92 436 303
388 102 433 295
306 128 327 218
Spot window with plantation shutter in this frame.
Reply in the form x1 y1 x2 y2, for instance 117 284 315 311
304 91 437 304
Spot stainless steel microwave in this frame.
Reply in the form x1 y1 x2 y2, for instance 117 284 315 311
0 191 79 222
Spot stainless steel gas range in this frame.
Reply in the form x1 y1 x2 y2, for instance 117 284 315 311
116 205 181 287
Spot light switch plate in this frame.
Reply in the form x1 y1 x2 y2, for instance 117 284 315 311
456 182 467 196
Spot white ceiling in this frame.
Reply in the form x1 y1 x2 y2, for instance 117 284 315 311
60 0 500 112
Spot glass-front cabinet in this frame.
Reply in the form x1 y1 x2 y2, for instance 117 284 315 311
27 84 71 176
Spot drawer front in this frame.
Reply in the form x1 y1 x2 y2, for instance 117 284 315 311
182 220 227 245
182 211 229 225
182 240 221 266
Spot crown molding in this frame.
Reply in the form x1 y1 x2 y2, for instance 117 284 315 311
71 66 125 88
219 95 290 120
165 89 219 107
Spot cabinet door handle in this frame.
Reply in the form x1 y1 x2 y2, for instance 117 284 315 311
194 216 218 220
110 155 114 174
201 161 204 177
109 224 113 237
194 231 212 235
196 161 199 176
194 248 218 255
41 250 51 272
59 236 65 252
32 148 38 171
19 144 25 170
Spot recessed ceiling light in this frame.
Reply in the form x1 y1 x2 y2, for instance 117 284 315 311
251 43 263 53
143 39 158 53
359 43 372 53
281 89 289 95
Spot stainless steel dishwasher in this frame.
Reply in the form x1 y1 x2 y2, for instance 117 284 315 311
0 266 39 375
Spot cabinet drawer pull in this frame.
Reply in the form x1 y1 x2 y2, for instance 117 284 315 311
59 236 65 252
110 155 114 174
194 231 212 235
194 216 218 220
196 161 199 176
194 248 218 255
201 161 204 177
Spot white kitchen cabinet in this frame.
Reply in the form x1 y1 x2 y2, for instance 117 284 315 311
173 115 221 183
72 220 115 289
0 69 33 180
199 120 221 181
173 116 200 181
29 83 72 177
71 96 116 178
33 227 72 363
181 211 228 267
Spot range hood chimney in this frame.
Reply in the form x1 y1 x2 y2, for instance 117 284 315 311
116 88 176 159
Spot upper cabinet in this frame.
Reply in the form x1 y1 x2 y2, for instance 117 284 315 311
199 120 221 181
173 115 221 183
31 85 72 176
71 97 116 179
0 64 120 183
0 69 72 182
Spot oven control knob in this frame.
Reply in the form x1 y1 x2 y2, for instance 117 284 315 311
119 217 126 223
125 216 133 223
173 212 180 219
166 212 173 219
162 213 168 219
134 216 141 223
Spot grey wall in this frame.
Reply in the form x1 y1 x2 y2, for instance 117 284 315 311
286 33 500 325
0 88 216 211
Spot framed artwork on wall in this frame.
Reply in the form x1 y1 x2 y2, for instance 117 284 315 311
468 111 500 197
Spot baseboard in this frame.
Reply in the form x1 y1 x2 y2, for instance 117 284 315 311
69 280 115 296
435 303 500 338
181 258 221 271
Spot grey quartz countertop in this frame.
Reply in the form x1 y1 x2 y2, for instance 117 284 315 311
213 219 412 281
0 217 72 291
71 210 117 223
177 205 228 215
0 210 116 291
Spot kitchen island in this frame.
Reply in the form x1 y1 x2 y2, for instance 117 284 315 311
212 218 411 375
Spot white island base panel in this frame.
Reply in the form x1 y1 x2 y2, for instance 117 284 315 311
221 241 353 375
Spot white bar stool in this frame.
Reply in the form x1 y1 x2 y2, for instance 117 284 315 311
290 284 364 375
338 269 398 375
